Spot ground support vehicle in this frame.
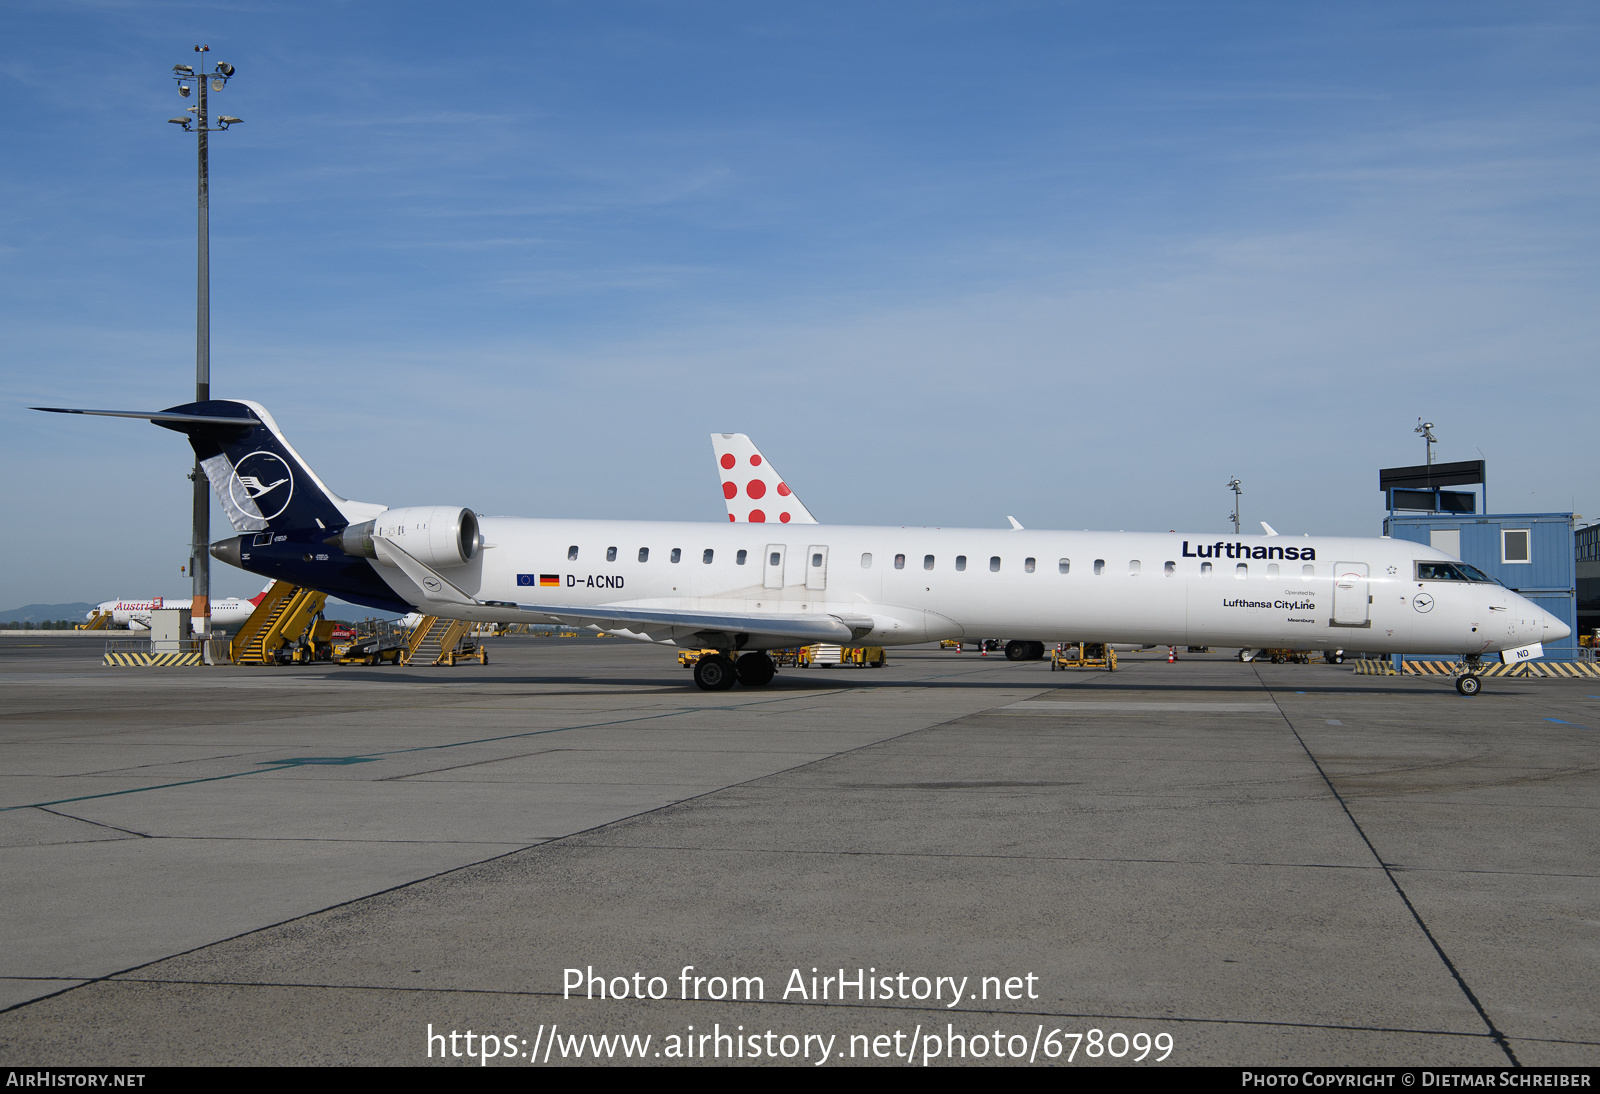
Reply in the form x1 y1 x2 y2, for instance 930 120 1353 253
1050 643 1117 671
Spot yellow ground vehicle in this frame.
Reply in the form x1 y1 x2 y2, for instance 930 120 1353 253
798 644 886 668
1050 642 1117 671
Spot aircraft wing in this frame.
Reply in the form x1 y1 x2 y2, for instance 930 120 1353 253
514 602 873 648
369 533 871 649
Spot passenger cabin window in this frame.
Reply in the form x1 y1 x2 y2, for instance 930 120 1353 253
703 549 714 564
924 555 935 570
1302 564 1314 577
770 552 781 567
1201 562 1213 575
568 546 579 561
1236 563 1248 578
638 548 649 563
736 550 747 565
990 556 1001 572
1267 563 1279 577
955 556 967 571
670 548 681 564
1129 560 1141 576
606 546 617 562
894 554 906 569
861 553 872 568
811 552 823 567
1164 561 1175 575
1059 558 1070 574
1025 557 1036 573
1093 559 1104 575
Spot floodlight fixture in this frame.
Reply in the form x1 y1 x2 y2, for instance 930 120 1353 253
168 117 190 125
173 64 193 75
178 84 191 97
216 63 234 77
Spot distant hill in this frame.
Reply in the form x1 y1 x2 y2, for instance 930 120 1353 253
0 602 96 624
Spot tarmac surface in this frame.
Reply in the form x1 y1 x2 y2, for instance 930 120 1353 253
0 635 1595 1067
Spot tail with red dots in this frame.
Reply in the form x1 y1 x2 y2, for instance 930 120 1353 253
710 434 819 525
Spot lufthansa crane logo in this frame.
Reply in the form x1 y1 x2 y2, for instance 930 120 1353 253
1413 593 1434 613
229 451 294 522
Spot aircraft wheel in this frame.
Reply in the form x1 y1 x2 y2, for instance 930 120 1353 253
1238 649 1253 662
1028 641 1046 660
1456 674 1482 697
1324 650 1344 664
1004 640 1028 661
694 654 738 691
736 652 776 686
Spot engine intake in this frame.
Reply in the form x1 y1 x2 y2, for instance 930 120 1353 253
335 506 480 568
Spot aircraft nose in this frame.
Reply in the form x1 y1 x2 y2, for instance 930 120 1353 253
1543 611 1571 644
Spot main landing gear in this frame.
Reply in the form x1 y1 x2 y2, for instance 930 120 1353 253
1004 640 1046 662
692 651 776 691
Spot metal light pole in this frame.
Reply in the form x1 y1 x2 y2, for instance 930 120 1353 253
1415 418 1436 469
168 46 240 640
1227 476 1243 535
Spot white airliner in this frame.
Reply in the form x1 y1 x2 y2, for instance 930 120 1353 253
36 400 1568 695
89 584 272 631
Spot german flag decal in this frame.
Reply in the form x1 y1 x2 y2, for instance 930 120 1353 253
540 574 560 587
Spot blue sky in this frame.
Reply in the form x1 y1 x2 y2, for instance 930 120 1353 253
2 1 1597 606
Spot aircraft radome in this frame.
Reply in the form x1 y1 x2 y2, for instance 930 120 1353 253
35 401 1569 695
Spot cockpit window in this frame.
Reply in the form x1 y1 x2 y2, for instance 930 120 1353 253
1416 561 1497 584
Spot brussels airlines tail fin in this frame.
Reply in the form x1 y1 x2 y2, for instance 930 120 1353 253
711 433 818 525
33 400 387 533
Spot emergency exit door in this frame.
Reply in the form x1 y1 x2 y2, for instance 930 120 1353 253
806 545 829 591
764 544 786 590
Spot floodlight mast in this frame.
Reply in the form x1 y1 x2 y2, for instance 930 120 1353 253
169 45 239 644
1415 418 1437 468
1227 476 1243 535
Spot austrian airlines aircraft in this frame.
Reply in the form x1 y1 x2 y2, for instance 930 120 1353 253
89 584 272 631
36 401 1568 695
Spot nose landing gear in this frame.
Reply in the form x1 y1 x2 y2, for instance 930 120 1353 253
1455 655 1485 696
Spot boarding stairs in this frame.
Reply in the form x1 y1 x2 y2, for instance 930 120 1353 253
231 581 329 665
403 616 487 666
79 612 111 630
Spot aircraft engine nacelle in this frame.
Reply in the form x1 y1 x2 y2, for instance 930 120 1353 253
336 506 481 569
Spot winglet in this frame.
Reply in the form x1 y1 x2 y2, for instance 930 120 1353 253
710 434 818 525
1007 516 1024 530
1261 522 1279 537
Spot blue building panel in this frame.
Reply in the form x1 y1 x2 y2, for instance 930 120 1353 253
1384 512 1578 658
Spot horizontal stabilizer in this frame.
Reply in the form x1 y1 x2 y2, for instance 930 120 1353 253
32 407 257 428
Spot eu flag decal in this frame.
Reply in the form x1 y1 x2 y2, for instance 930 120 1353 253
516 574 536 586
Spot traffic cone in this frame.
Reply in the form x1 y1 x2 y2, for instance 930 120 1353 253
981 645 987 657
1167 647 1176 663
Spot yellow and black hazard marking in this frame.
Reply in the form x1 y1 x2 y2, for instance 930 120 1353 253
1394 660 1600 679
104 651 204 667
1352 659 1398 675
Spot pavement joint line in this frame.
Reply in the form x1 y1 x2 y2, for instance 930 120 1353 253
0 687 1034 1018
47 976 1503 1039
1254 666 1522 1068
0 690 871 814
35 806 149 838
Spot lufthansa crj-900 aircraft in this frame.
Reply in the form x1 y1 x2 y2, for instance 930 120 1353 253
36 401 1568 695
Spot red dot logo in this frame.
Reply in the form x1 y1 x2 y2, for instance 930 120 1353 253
776 482 790 497
750 509 766 522
750 454 762 466
722 481 737 499
720 453 735 470
746 480 766 499
728 513 735 522
779 512 790 523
